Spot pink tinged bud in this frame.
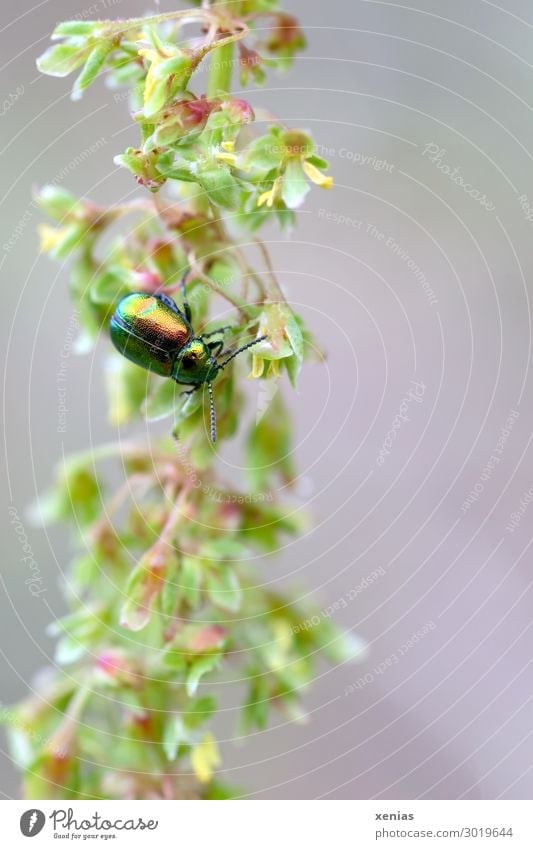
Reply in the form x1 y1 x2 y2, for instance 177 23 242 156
267 14 305 50
44 751 72 784
131 711 153 735
239 43 262 69
181 97 216 127
224 98 255 124
120 547 168 631
97 651 121 677
217 502 241 529
136 175 162 190
157 96 217 139
188 625 227 653
133 269 163 293
96 651 140 687
97 650 127 678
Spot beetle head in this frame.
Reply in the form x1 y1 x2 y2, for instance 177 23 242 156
172 337 218 385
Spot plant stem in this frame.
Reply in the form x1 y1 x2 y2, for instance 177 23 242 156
207 40 234 98
206 0 237 97
254 237 286 303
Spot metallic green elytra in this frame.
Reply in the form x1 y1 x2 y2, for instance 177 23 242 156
109 279 266 442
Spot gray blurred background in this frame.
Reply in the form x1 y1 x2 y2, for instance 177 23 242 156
2 0 533 799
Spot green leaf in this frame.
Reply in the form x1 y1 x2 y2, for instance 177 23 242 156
281 159 310 209
155 152 194 182
306 153 329 170
55 635 86 665
309 618 367 665
37 43 90 77
285 312 304 361
246 392 294 490
90 265 132 305
163 714 187 761
143 379 179 422
183 695 217 729
201 539 248 559
162 649 186 670
71 553 99 592
276 207 296 229
172 391 204 440
283 353 302 388
150 117 191 149
160 559 182 617
5 728 34 770
180 555 203 609
242 676 270 732
73 41 114 99
205 781 241 800
242 128 283 172
206 568 242 613
186 654 221 696
35 185 82 221
37 460 104 528
196 166 241 209
106 353 150 425
114 148 146 177
120 555 165 632
47 607 100 639
153 55 191 81
144 76 170 119
53 21 100 37
206 256 240 289
40 222 88 260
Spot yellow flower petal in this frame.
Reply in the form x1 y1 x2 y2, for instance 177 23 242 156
267 620 294 670
191 733 221 784
274 619 293 654
257 188 274 208
267 359 280 378
248 354 265 379
257 177 281 208
138 48 160 104
215 151 238 166
302 159 333 188
139 48 162 64
221 140 235 152
38 223 61 253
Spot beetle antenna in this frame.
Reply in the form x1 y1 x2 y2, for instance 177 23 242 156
207 382 217 443
216 335 267 372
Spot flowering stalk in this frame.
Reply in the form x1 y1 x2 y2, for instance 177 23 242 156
6 1 363 800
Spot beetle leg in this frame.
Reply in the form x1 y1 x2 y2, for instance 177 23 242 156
206 338 224 358
179 386 199 397
201 325 232 339
180 271 192 323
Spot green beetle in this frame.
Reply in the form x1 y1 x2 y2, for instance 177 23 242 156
110 278 265 442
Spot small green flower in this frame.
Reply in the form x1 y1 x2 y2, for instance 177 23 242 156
247 302 304 379
255 129 332 209
114 147 167 190
139 42 193 118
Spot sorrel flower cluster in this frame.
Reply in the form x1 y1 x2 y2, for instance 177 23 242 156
5 2 363 800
